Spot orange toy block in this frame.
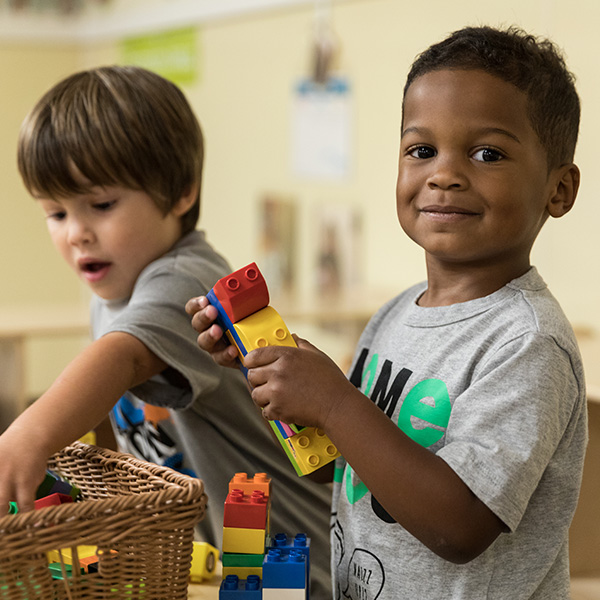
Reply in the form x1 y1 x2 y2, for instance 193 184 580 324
229 472 271 497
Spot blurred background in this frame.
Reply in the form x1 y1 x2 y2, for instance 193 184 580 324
1 0 598 397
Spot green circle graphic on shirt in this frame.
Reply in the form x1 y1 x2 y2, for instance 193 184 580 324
397 378 450 447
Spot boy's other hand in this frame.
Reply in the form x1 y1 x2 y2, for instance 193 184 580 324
186 295 239 367
245 336 353 431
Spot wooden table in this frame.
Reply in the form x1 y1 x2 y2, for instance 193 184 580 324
188 562 222 599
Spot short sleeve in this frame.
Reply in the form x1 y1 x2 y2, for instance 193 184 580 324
100 266 224 410
437 332 580 531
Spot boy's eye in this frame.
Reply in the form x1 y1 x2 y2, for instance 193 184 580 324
93 200 117 211
47 211 66 221
473 148 504 163
409 146 436 159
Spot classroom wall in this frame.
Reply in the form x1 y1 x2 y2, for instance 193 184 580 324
1 0 599 395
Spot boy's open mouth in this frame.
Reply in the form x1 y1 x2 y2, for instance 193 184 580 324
82 262 110 273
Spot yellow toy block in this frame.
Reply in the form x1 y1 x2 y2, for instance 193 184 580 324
222 526 266 554
284 428 340 475
190 541 219 582
222 565 263 579
232 306 296 356
47 545 97 564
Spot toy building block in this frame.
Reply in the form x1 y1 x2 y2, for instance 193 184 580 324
228 472 271 497
262 548 307 589
47 545 99 574
222 564 263 579
222 526 267 555
232 306 296 356
212 262 269 323
219 574 262 599
223 553 264 569
190 541 219 583
269 533 310 557
224 489 269 530
36 470 80 501
266 589 307 600
207 263 340 477
48 562 85 580
34 492 73 510
269 533 311 596
284 429 340 475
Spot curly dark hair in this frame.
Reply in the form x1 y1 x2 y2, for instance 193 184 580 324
403 26 580 169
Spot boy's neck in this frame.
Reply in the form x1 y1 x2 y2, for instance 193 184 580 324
419 258 532 307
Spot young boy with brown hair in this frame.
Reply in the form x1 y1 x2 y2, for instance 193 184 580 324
189 26 587 599
0 65 332 599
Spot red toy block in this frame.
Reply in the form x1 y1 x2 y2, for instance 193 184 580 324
224 489 269 530
228 472 271 497
34 493 74 510
212 262 269 323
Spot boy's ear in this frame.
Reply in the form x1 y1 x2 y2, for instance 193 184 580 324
547 163 580 219
172 183 199 217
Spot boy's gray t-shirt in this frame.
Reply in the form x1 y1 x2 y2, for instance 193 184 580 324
331 267 587 600
91 231 332 600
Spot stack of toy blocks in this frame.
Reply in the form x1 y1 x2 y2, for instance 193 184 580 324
220 473 271 598
218 472 310 599
207 262 340 476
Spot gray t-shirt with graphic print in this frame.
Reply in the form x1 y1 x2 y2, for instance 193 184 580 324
331 267 587 600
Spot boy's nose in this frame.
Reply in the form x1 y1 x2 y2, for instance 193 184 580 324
426 157 469 190
67 218 94 246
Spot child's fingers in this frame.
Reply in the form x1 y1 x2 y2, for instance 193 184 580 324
189 303 219 336
185 295 207 315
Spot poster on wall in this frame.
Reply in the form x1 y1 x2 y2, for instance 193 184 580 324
314 202 362 299
291 77 352 181
120 26 198 85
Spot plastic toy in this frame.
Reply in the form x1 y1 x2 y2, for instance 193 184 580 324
224 489 269 530
34 492 73 510
223 526 267 555
219 574 262 599
207 263 340 476
262 548 307 589
190 541 219 582
228 472 272 496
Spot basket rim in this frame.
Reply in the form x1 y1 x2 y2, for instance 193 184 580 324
0 441 205 535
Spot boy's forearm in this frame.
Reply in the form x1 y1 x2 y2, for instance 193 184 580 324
325 387 505 563
5 331 166 457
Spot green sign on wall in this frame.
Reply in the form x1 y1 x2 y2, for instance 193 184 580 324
121 26 198 86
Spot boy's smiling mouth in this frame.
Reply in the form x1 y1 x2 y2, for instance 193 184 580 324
419 204 481 222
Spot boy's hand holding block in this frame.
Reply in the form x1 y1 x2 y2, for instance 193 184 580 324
207 263 340 476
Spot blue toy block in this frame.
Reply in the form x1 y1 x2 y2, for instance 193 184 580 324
262 548 307 589
269 532 311 597
219 574 262 599
269 533 310 559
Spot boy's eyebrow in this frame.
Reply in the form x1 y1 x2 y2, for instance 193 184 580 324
401 125 522 144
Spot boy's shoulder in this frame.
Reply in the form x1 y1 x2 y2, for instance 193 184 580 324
364 268 578 353
137 230 231 290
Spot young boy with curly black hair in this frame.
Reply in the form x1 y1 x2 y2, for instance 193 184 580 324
189 26 586 599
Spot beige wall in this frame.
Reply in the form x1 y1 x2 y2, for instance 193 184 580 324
1 0 599 395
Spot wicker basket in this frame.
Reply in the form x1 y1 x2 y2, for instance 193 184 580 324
0 441 207 599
